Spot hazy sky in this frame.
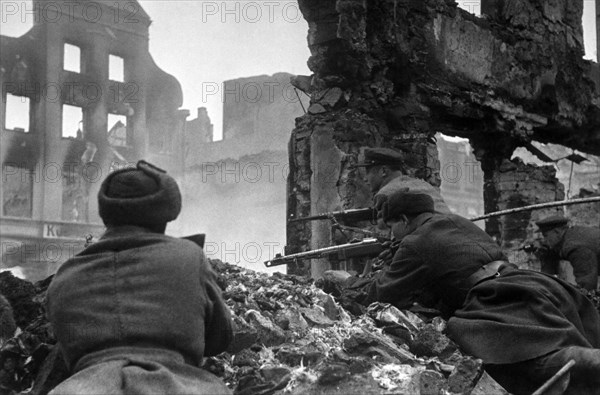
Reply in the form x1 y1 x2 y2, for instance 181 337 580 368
138 0 311 140
0 0 312 139
0 0 597 139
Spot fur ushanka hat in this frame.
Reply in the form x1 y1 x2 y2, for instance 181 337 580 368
98 160 181 226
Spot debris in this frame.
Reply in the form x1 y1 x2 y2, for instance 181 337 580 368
0 260 509 394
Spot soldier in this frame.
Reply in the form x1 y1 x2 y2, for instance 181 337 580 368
328 190 600 394
353 147 451 215
536 215 600 290
46 160 233 394
349 147 452 275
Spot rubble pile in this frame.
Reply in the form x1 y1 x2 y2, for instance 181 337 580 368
0 262 511 394
205 260 506 394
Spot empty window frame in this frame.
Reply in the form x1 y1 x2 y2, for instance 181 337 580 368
109 54 125 82
107 113 128 147
583 0 597 61
4 94 30 132
62 105 83 138
64 43 81 73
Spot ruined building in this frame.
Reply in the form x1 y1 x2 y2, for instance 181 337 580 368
184 107 213 169
186 73 308 164
0 0 187 280
179 74 309 271
437 135 485 221
288 0 600 278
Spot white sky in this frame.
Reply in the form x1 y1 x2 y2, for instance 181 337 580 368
0 1 597 140
0 0 312 140
139 0 311 140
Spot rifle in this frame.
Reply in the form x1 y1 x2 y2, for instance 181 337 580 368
264 238 384 267
288 207 376 223
289 196 600 223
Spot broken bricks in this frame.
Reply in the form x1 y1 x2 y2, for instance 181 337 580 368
0 259 510 394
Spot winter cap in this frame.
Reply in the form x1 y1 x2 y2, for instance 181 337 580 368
98 160 181 226
381 191 434 222
535 215 569 232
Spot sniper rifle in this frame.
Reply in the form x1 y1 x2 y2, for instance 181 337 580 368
264 238 384 268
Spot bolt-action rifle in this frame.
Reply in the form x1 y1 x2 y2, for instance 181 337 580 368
288 207 376 224
264 238 384 268
289 196 600 223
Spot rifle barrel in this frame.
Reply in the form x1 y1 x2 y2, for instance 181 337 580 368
288 207 375 223
264 238 382 267
469 196 600 222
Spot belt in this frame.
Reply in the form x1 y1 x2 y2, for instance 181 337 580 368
463 260 510 290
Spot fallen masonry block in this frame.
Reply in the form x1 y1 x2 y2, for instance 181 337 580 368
409 323 457 358
244 310 287 347
276 343 324 367
260 365 292 382
317 363 350 385
371 364 424 393
227 315 259 354
274 308 310 334
367 302 424 336
232 348 260 368
418 369 446 395
331 349 375 374
343 328 415 363
470 371 510 395
446 356 484 394
300 307 336 327
315 292 341 321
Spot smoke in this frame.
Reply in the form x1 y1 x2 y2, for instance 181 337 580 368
170 151 289 274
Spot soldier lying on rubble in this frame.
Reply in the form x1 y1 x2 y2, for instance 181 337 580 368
324 190 600 394
45 160 233 394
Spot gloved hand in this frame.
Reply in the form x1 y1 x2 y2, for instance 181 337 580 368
373 240 397 269
323 270 352 285
374 193 388 213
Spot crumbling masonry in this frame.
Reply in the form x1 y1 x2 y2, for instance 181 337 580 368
287 0 600 277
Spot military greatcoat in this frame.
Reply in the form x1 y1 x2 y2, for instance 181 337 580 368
347 212 600 365
46 226 233 394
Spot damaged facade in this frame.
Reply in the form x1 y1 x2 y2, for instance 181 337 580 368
0 0 187 280
287 0 600 277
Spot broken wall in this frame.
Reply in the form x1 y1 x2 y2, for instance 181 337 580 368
289 0 600 277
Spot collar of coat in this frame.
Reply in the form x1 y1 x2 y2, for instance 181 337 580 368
101 225 161 240
404 212 435 236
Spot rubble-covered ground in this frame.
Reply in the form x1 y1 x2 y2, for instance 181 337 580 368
7 259 585 394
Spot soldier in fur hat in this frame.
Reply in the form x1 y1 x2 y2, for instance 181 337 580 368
46 160 233 394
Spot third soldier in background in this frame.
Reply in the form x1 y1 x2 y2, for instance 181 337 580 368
536 215 600 290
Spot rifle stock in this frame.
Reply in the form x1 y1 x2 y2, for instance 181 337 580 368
264 238 384 267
